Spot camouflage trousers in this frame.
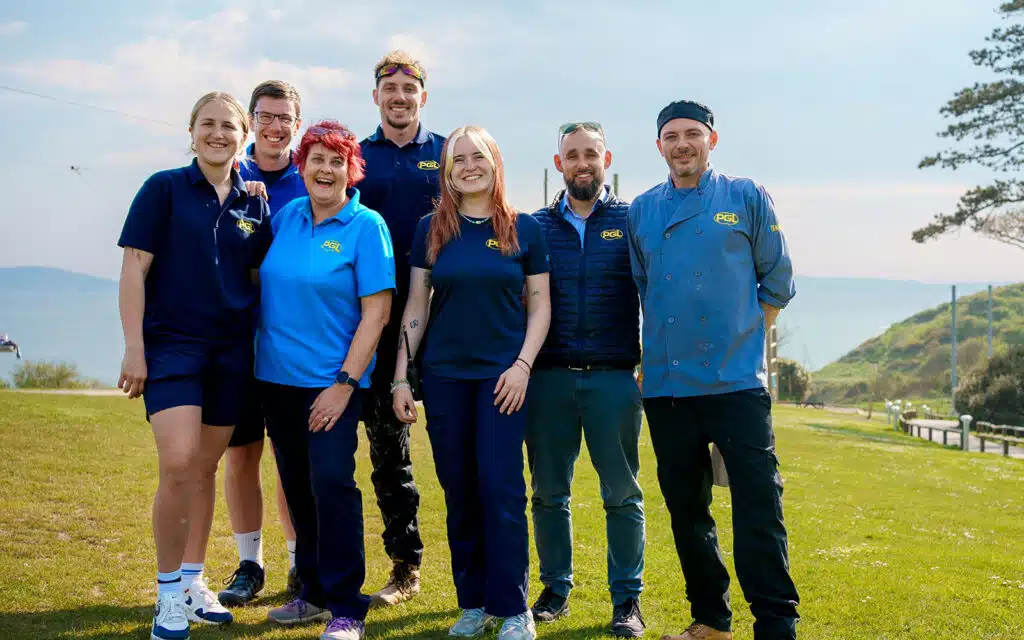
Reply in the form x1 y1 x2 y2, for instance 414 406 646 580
361 382 424 566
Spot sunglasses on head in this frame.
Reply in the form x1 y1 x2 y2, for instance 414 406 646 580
559 121 603 136
307 125 352 137
376 63 424 82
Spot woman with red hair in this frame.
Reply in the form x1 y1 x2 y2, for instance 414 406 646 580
256 120 395 640
392 125 551 640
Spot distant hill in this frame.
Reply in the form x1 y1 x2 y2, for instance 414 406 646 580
0 266 1005 387
813 283 1024 402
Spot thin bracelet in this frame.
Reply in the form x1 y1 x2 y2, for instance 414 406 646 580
390 379 410 393
515 357 532 373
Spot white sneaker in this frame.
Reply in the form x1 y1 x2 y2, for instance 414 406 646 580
498 611 536 640
151 592 190 640
183 577 233 625
449 608 497 636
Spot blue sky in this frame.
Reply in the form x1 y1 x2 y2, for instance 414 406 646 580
1 0 1021 283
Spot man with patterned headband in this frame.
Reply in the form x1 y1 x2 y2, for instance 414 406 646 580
357 49 445 607
627 100 799 640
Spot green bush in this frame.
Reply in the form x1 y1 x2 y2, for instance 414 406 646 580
10 361 102 390
0 377 10 389
777 358 811 401
957 345 1024 425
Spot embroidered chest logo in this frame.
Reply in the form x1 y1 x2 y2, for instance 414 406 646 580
418 160 440 170
322 240 341 253
236 219 255 235
713 212 739 226
485 238 500 250
601 229 624 240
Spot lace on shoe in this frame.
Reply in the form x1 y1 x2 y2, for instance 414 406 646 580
326 617 362 632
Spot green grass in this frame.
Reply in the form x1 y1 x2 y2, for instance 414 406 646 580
0 392 1022 639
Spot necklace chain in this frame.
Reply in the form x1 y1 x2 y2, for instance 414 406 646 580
458 212 490 225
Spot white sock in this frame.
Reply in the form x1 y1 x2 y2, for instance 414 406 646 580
287 539 297 570
181 562 204 589
157 569 183 598
235 530 264 568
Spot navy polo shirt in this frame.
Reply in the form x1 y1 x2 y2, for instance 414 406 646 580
239 144 307 215
359 125 445 298
410 213 550 380
117 159 273 343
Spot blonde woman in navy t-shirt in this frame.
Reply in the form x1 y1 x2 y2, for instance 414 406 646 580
392 126 551 640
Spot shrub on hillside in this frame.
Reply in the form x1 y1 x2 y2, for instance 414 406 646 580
957 345 1024 426
11 361 102 390
776 358 811 401
0 377 10 389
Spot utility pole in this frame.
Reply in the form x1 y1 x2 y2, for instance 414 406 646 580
987 284 994 358
543 168 548 206
951 285 958 411
613 172 620 197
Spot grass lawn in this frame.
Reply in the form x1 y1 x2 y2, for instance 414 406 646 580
0 392 1022 639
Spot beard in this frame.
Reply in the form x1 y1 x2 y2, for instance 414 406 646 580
565 170 604 201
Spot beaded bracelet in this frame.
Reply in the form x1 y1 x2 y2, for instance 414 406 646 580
390 379 411 393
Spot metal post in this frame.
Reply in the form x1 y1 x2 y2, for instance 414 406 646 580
543 168 548 205
988 285 994 358
885 401 892 426
960 414 973 452
951 285 958 412
613 172 620 197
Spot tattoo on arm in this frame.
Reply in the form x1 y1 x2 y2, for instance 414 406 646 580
530 289 540 297
410 319 420 329
397 331 406 352
423 272 432 288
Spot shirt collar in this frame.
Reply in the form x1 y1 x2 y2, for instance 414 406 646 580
367 123 431 146
303 187 362 226
186 157 248 195
661 166 715 199
560 184 609 218
243 143 295 175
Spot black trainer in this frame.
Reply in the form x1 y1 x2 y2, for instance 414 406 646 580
610 598 645 638
217 560 265 606
530 586 569 623
286 565 302 598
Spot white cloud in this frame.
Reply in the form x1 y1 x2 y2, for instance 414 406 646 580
0 20 26 37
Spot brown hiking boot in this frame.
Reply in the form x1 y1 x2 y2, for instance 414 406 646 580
369 562 420 607
661 622 733 640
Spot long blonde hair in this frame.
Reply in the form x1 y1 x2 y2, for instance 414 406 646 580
426 126 519 264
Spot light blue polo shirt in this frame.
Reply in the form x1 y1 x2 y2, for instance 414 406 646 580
256 188 396 388
559 186 608 248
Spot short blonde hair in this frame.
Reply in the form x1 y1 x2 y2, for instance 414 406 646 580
373 49 427 85
189 91 250 138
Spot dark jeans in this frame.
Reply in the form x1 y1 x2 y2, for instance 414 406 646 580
422 375 530 617
525 368 645 605
261 381 370 620
644 388 799 640
361 380 424 566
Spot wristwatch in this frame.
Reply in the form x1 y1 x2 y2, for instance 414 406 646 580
335 370 360 389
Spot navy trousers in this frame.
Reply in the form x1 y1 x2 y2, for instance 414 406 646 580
261 381 371 621
422 375 530 617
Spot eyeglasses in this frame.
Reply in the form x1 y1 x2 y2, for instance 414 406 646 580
306 125 353 137
376 63 425 83
558 121 605 146
254 111 297 127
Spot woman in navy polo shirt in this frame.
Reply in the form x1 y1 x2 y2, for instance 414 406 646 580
256 120 395 640
392 125 551 640
117 91 272 640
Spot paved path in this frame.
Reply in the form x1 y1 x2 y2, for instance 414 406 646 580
903 418 1024 460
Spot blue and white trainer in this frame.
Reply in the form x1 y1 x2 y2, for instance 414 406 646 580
498 611 536 640
449 608 497 637
183 577 233 625
151 592 190 640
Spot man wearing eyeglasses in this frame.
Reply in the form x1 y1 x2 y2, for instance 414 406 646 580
217 80 307 607
356 50 445 607
526 122 645 637
627 101 799 640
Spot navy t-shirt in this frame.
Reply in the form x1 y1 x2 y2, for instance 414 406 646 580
117 159 273 344
410 212 550 379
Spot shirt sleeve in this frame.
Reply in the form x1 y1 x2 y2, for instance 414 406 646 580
409 215 431 270
750 184 795 308
521 215 550 276
626 201 648 302
249 198 274 268
117 172 170 253
355 216 397 297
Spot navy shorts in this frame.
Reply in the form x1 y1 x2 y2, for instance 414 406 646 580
142 338 253 427
229 376 266 447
